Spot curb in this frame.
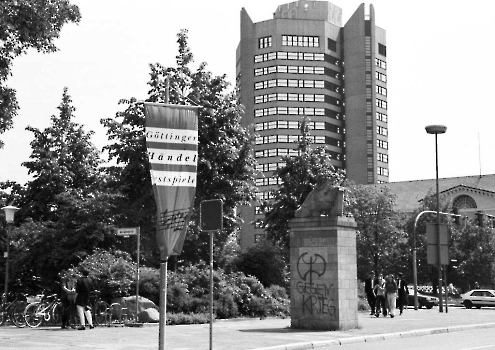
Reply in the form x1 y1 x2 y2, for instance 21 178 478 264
254 322 495 350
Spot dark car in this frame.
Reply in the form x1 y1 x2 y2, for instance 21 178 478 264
461 289 495 309
407 293 439 309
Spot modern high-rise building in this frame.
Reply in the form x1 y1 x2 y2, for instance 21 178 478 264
236 1 388 246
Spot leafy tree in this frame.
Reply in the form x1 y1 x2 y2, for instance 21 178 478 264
19 87 103 221
101 29 258 266
449 218 495 290
0 0 80 147
261 118 345 248
3 88 121 283
347 184 407 280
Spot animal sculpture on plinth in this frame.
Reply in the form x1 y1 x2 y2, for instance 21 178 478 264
294 180 345 218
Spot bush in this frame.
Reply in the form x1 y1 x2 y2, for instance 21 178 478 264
232 240 289 289
68 248 136 301
72 257 291 321
166 312 209 325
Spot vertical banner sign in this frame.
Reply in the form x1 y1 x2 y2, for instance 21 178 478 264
144 103 200 259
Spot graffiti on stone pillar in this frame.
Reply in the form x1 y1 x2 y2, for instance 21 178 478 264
296 252 336 316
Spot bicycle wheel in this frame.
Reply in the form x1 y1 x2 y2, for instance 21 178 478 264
94 301 110 326
11 301 27 328
24 303 43 328
51 302 64 325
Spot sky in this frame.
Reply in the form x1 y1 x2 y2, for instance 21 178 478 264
1 0 495 186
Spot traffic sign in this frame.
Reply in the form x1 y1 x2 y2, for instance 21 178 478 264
426 223 449 265
200 199 223 232
116 227 138 236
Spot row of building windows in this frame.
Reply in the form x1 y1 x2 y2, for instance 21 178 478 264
256 147 300 158
256 162 286 172
255 177 281 187
255 93 325 104
254 106 342 119
254 79 342 93
376 99 387 110
255 120 342 133
257 191 276 201
255 78 325 90
255 65 341 79
376 71 387 82
255 148 343 162
258 36 272 49
376 111 388 123
378 166 389 176
256 120 309 131
254 51 341 66
377 139 388 150
376 85 387 96
377 152 388 163
377 125 388 136
375 58 386 69
255 93 343 105
282 35 320 47
256 134 327 145
255 65 325 76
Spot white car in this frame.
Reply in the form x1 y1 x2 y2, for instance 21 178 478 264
460 289 495 309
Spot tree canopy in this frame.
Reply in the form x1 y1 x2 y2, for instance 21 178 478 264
261 118 345 248
101 29 258 265
0 0 81 147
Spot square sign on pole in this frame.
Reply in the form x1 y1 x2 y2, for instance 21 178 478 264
426 223 449 265
200 199 223 232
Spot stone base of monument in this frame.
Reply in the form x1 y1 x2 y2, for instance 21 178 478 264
289 215 358 331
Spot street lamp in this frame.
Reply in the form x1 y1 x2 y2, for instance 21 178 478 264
2 205 19 302
425 125 447 313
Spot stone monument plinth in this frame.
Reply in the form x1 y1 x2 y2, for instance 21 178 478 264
289 187 358 330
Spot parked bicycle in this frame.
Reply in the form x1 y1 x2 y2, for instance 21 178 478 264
88 290 110 326
0 291 28 328
24 293 63 328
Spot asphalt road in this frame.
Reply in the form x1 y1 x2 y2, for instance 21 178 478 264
1 307 495 349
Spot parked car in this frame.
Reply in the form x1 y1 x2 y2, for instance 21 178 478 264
407 293 439 309
460 289 495 309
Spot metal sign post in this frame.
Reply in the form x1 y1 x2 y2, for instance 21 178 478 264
116 227 141 323
200 200 223 350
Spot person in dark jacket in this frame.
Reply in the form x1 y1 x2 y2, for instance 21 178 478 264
396 273 408 315
58 272 76 329
75 269 94 330
364 272 376 315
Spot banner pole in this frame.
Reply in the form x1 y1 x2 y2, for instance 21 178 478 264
158 257 168 350
209 230 214 350
136 227 140 322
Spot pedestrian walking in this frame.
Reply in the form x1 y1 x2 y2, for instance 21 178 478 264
384 275 398 318
373 274 386 317
396 273 408 315
364 272 376 315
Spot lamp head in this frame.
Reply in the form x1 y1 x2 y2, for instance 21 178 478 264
1 205 19 224
425 125 447 134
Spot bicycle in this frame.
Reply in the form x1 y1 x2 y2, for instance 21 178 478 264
88 290 110 326
0 291 28 328
24 293 63 328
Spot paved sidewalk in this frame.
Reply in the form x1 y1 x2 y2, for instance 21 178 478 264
1 307 495 349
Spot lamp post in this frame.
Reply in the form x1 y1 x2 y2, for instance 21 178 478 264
425 125 447 313
2 205 19 302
